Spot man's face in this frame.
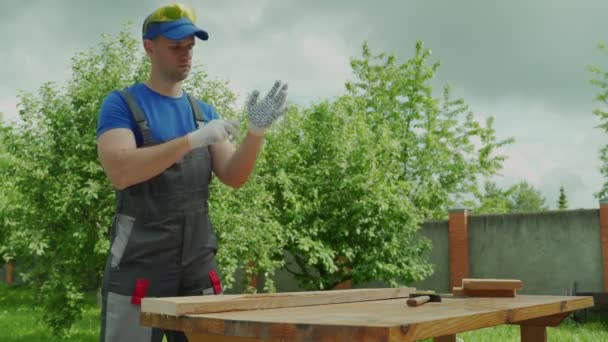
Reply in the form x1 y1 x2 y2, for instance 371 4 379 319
146 35 195 82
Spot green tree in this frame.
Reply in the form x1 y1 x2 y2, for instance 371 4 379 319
557 186 568 210
262 99 431 290
0 25 282 334
471 181 548 214
345 42 513 220
0 27 152 335
0 118 20 268
591 43 608 199
507 181 548 213
469 181 512 214
261 41 512 290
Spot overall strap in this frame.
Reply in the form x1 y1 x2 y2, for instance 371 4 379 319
187 93 205 127
115 90 154 209
119 90 151 133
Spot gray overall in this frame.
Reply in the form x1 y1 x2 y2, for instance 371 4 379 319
100 90 222 342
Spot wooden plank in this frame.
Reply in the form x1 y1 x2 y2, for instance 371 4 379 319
516 312 570 327
461 278 523 291
434 334 456 342
452 287 464 296
576 292 608 305
520 325 547 342
186 332 260 342
463 288 516 297
141 287 416 316
141 295 594 341
508 297 592 322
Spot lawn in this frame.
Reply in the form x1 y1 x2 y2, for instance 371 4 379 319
0 283 98 341
1 283 606 341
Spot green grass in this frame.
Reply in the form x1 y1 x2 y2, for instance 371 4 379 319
0 283 99 341
420 316 608 342
1 283 607 341
457 319 608 341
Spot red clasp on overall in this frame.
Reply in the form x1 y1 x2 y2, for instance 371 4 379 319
131 278 149 305
208 270 222 294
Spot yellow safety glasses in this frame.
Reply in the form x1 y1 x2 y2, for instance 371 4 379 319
142 3 208 41
143 3 197 34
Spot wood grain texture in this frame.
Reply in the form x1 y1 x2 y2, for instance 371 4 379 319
515 312 570 327
186 332 259 342
520 325 547 342
141 287 416 316
451 287 464 296
462 288 516 297
461 279 523 291
433 335 456 342
140 295 594 341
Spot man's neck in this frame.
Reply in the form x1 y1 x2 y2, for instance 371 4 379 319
145 76 183 98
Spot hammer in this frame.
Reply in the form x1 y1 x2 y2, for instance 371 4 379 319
407 291 442 307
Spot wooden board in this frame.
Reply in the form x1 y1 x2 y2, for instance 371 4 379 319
141 287 416 316
452 287 464 296
461 278 523 291
454 279 521 298
141 295 594 341
463 288 517 297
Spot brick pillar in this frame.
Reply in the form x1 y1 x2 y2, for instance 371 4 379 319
600 199 608 292
334 279 352 290
449 207 469 290
5 260 14 285
334 256 351 289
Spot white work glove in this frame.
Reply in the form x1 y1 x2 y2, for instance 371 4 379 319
186 119 239 149
246 80 288 136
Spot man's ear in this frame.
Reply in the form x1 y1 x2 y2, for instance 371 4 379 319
143 39 154 56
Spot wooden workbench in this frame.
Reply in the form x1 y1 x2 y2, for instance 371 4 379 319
141 290 593 341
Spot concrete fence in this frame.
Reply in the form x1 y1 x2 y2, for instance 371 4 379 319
411 206 604 295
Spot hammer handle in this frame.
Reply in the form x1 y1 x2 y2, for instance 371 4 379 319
407 295 430 307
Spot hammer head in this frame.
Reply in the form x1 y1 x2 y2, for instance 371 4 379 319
409 292 442 302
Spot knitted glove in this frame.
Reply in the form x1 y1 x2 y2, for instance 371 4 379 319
187 119 239 149
246 80 288 136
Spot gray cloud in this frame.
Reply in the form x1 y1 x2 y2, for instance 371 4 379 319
359 0 608 112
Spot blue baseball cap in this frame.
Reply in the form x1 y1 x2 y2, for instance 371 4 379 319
142 4 209 41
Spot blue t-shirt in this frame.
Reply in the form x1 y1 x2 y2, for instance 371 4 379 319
96 83 220 146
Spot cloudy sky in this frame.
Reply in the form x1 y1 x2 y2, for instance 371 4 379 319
1 0 607 209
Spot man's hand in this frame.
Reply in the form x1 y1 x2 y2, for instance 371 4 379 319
187 119 239 150
247 80 288 136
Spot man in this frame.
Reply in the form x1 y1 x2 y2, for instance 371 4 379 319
96 3 288 341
